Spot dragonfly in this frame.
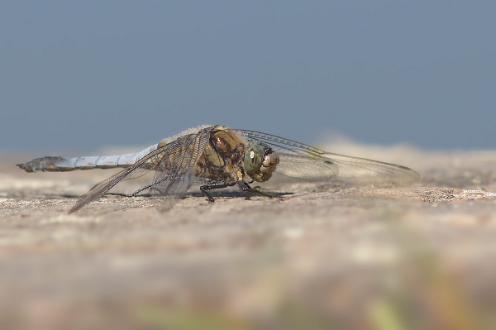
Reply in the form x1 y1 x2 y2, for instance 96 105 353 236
17 125 419 213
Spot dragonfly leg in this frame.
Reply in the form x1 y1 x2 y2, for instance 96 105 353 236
200 182 235 203
238 182 252 193
238 182 274 199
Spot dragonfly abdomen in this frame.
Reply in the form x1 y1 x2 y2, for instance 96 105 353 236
18 144 159 172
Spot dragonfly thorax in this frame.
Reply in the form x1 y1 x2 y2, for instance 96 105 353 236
243 143 279 182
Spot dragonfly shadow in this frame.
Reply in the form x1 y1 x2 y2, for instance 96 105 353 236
27 190 293 201
185 190 293 199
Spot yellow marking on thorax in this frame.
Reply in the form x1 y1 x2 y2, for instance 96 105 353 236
210 128 247 182
203 143 224 167
211 129 245 154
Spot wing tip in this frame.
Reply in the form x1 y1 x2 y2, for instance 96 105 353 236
68 202 83 214
68 194 93 214
391 167 421 185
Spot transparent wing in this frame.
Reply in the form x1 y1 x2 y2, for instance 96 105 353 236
275 153 338 179
132 130 210 198
70 129 212 213
106 168 160 197
238 129 420 183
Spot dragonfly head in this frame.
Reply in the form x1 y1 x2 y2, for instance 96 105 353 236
244 143 279 182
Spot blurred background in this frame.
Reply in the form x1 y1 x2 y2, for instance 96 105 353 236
0 0 495 152
2 2 496 330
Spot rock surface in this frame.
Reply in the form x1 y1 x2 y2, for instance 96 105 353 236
1 143 496 330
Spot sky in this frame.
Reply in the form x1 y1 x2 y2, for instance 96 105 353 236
0 0 494 152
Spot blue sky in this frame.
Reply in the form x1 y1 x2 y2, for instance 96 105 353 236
0 1 494 151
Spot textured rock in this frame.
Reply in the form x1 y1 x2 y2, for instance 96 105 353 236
1 144 496 329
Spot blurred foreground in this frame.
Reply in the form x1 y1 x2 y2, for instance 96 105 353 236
1 142 496 330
